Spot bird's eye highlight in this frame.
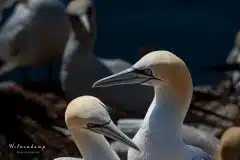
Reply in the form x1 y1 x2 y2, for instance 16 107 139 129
143 69 153 76
87 123 96 128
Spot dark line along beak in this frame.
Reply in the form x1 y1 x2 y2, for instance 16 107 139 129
88 121 140 151
92 67 155 88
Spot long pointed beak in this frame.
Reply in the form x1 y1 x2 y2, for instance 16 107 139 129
92 68 152 88
79 14 90 32
91 121 140 151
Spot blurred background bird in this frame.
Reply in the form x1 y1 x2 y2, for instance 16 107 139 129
0 0 71 82
61 0 154 118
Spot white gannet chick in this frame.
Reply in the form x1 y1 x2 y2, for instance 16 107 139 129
63 96 139 160
93 50 212 160
214 127 240 160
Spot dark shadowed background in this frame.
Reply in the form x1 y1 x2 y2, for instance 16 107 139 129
0 0 239 85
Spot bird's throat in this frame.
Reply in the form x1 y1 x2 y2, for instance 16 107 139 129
140 86 189 145
70 129 120 160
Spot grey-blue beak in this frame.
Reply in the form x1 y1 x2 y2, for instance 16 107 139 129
90 121 140 151
92 68 154 88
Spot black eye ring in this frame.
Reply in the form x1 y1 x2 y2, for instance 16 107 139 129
132 67 165 82
87 123 95 128
143 69 153 76
132 67 153 76
87 119 111 129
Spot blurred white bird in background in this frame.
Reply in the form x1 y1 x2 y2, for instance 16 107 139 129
0 0 71 78
61 0 153 118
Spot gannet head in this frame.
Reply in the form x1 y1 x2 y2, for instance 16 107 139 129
65 95 140 151
93 50 193 103
65 0 91 32
216 127 240 160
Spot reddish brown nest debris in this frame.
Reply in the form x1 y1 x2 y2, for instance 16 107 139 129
0 81 80 160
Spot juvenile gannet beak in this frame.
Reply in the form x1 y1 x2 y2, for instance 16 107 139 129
93 67 160 87
87 120 140 151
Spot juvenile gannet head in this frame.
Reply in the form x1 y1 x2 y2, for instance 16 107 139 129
215 127 240 160
65 96 139 151
93 50 193 103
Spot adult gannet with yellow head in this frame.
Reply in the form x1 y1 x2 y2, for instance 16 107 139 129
55 96 139 160
93 50 212 160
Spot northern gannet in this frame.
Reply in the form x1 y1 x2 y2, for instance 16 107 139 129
66 0 91 33
64 0 93 56
214 127 240 160
54 96 139 160
61 0 153 118
93 50 213 159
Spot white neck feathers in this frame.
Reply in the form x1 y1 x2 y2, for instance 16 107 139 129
70 129 120 160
